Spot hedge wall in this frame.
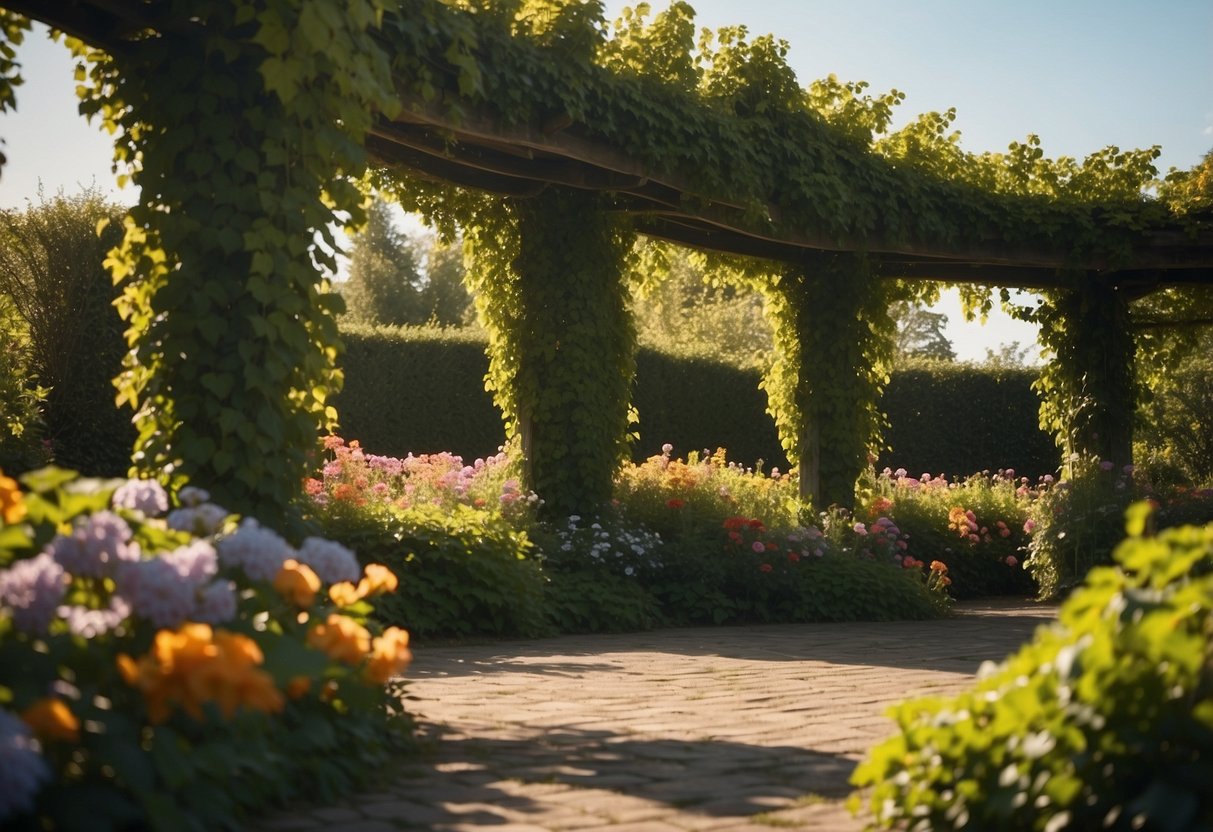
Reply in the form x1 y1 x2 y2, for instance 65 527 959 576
337 326 1057 477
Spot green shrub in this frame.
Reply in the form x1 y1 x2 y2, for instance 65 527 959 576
853 505 1213 831
335 326 1054 477
314 502 550 639
0 294 48 473
0 191 133 476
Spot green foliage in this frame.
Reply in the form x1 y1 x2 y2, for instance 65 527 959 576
1016 283 1137 469
0 189 131 476
66 0 400 526
761 255 897 509
340 197 426 326
0 295 47 473
0 10 30 171
1134 332 1213 487
853 507 1213 831
462 187 637 516
889 300 955 362
315 502 549 639
630 242 771 370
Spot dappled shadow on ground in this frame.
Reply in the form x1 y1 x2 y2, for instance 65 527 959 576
409 599 1058 680
399 722 858 824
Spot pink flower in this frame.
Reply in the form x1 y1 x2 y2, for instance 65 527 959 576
759 563 773 573
751 541 766 554
853 523 868 536
1005 555 1018 567
1023 519 1037 534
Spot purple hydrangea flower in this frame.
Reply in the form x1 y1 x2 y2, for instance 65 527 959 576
48 512 138 578
166 502 228 536
177 486 210 507
116 559 195 629
217 518 293 582
193 580 237 624
58 596 132 638
296 537 360 584
0 710 50 821
0 553 67 634
162 540 218 585
111 479 169 516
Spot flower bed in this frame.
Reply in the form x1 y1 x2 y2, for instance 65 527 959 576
0 468 413 830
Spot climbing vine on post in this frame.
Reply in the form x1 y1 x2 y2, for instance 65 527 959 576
761 254 896 511
1020 280 1137 471
64 1 398 526
462 187 636 517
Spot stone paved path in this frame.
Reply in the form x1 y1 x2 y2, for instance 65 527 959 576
257 599 1056 832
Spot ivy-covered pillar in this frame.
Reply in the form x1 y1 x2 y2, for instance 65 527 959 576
762 253 893 512
465 187 636 517
1035 279 1136 471
67 2 396 527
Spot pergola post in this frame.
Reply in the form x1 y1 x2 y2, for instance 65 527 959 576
503 187 637 517
1053 281 1137 472
767 254 890 514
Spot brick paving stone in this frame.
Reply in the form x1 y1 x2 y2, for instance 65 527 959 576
253 599 1056 832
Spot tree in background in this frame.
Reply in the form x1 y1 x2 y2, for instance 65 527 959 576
418 235 475 327
889 300 955 362
341 197 473 327
0 189 131 475
340 197 425 326
629 241 771 370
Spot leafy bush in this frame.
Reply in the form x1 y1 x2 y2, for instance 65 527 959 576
314 501 549 639
0 191 133 476
853 505 1213 831
0 295 48 473
0 468 414 831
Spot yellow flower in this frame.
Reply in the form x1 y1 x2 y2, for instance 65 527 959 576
21 697 80 743
364 626 413 684
274 559 321 608
307 614 371 666
0 472 26 525
118 623 283 723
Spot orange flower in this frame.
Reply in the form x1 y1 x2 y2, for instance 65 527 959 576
21 697 80 743
362 563 398 595
0 472 26 525
364 626 413 684
665 498 685 510
329 563 399 608
285 675 313 700
118 623 283 723
274 559 321 608
929 560 948 573
307 614 371 666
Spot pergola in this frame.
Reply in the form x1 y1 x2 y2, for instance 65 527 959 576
7 0 1213 518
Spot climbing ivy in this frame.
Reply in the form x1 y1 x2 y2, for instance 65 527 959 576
461 187 637 517
63 1 400 526
0 10 28 173
761 254 898 510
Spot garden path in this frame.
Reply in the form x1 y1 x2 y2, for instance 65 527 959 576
256 599 1056 832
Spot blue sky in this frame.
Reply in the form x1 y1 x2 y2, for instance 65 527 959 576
1 2 1210 360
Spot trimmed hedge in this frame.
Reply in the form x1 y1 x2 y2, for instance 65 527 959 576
336 326 1056 476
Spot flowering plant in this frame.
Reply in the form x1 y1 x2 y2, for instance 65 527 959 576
0 468 413 830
